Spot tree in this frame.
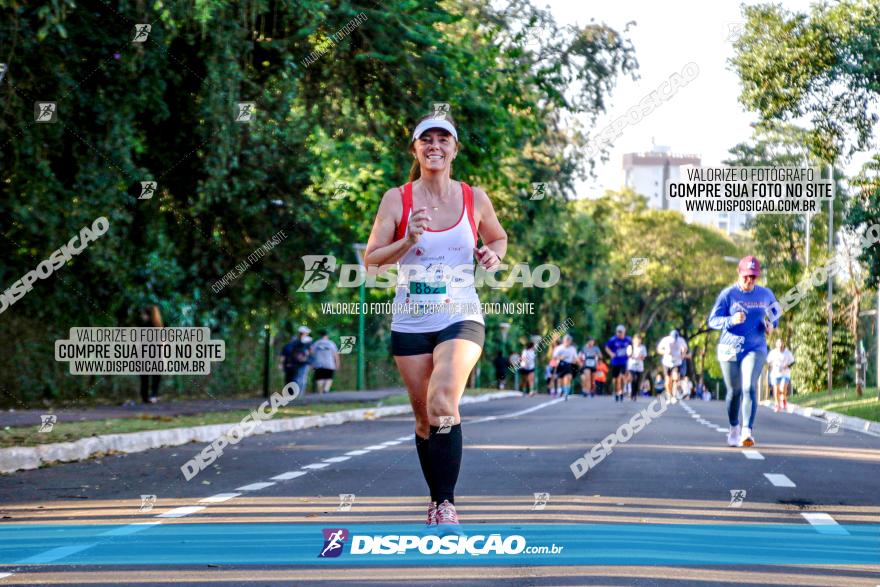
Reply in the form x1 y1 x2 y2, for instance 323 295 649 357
732 0 880 163
789 287 854 395
0 0 638 404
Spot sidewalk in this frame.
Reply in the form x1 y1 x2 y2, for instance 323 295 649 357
0 388 408 429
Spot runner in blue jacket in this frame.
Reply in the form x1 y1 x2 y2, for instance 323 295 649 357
708 256 779 447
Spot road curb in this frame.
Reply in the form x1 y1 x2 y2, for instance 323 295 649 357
759 399 880 437
0 391 521 474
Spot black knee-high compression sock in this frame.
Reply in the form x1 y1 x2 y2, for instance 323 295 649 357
428 423 462 504
415 432 436 502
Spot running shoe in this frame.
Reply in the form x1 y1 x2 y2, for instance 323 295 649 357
727 425 741 447
772 404 780 413
425 501 437 527
739 427 755 447
435 500 464 535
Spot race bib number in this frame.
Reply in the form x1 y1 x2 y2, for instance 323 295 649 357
408 280 447 307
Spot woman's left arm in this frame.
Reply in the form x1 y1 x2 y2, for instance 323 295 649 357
473 186 507 271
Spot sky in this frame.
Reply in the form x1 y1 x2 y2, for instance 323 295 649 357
538 0 845 198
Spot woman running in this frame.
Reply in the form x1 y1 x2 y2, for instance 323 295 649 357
552 334 578 400
519 341 537 396
364 113 507 532
708 256 778 447
578 338 600 398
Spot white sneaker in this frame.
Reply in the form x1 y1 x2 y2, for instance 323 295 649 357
727 425 741 447
739 427 755 447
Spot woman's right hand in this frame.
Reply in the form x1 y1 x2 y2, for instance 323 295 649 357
406 207 431 245
731 311 746 325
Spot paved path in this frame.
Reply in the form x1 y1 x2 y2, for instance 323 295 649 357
0 395 878 585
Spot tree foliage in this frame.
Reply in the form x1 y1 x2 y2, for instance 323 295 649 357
0 0 640 404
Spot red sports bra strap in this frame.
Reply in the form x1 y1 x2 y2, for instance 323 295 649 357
394 183 413 242
462 182 478 244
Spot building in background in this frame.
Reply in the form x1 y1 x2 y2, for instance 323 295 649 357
623 144 752 234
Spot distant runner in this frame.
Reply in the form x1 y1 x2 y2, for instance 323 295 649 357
578 338 600 398
519 342 537 396
552 335 578 400
626 334 647 401
767 338 795 413
605 325 632 402
656 329 687 402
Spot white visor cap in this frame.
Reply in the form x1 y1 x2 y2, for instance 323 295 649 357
411 118 458 143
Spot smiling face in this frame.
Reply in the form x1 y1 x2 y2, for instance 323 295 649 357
738 273 757 292
412 128 457 174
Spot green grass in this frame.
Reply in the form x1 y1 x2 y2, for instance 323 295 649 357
0 388 504 449
794 386 880 422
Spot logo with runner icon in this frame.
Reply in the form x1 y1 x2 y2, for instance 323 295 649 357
533 492 550 510
139 494 157 512
728 489 746 508
318 528 349 558
823 415 842 435
38 414 57 433
338 336 356 354
297 255 338 292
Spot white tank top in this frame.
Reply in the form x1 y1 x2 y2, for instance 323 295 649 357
390 181 484 333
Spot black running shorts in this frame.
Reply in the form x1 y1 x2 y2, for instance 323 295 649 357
391 320 485 356
556 361 574 377
314 368 335 380
610 364 627 379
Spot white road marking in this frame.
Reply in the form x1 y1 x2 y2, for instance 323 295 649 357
742 449 764 460
199 492 241 503
157 506 206 518
271 471 307 481
97 522 161 536
715 427 728 433
363 445 388 450
801 512 849 535
396 435 411 441
764 473 796 487
302 463 330 469
323 456 350 463
470 398 565 424
235 482 276 491
16 543 97 564
344 449 370 456
381 440 403 446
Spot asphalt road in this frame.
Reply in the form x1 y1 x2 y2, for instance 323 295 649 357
1 393 878 586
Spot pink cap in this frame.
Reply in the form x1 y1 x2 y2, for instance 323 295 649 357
738 256 761 277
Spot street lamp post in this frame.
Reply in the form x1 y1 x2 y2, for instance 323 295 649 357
353 244 367 391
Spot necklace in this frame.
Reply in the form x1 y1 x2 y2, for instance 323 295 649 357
422 183 451 211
